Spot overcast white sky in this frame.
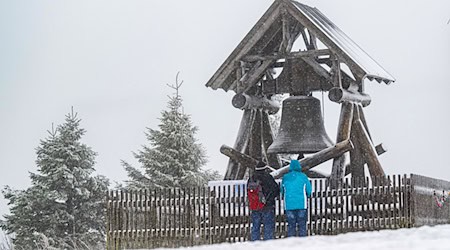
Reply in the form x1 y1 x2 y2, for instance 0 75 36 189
1 0 449 218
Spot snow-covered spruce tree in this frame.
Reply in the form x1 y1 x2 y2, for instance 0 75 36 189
123 73 221 189
1 109 109 250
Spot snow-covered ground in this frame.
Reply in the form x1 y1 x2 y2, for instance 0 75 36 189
152 225 450 250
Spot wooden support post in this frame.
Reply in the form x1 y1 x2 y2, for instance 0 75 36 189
357 104 372 142
271 140 354 179
330 102 353 184
353 119 386 179
240 110 263 179
345 143 387 176
349 104 365 181
223 110 254 180
261 111 281 169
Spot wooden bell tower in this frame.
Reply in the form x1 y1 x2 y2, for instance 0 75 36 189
206 0 395 182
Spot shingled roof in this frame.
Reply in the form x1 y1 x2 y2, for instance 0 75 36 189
206 0 395 93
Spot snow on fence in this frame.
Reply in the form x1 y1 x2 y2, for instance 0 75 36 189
106 174 415 250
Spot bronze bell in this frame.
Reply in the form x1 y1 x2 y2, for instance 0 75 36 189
267 96 334 154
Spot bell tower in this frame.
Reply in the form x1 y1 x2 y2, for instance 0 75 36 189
205 0 395 182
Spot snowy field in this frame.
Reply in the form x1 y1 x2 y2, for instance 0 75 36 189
150 225 450 250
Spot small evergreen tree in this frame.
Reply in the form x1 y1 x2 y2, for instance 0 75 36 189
1 109 109 250
124 73 221 189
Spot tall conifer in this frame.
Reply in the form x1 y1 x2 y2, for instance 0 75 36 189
124 74 221 189
2 109 109 249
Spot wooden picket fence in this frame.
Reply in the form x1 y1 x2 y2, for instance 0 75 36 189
106 174 413 249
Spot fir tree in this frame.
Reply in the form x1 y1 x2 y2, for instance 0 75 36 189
124 73 221 189
1 109 109 250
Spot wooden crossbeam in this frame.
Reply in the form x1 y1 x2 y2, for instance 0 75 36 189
242 49 330 62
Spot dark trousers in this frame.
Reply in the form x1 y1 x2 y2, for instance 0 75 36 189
286 209 307 237
250 207 275 241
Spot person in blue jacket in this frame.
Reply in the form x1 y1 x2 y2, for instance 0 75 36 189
281 159 312 237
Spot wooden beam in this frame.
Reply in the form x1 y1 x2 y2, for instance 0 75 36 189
328 87 372 107
232 93 281 114
242 49 330 62
239 60 275 93
271 140 354 179
308 30 318 50
330 55 342 88
220 145 258 171
301 56 332 81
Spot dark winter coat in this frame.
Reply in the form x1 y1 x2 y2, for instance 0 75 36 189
248 167 280 209
281 159 312 210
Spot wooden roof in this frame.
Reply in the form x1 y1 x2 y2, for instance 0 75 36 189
206 0 395 93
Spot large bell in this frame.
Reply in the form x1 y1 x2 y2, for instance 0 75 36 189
267 96 334 154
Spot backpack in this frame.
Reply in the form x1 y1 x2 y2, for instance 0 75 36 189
247 177 266 211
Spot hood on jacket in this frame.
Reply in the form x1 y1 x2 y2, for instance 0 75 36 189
289 159 302 172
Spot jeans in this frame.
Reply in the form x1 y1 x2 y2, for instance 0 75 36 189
250 207 275 241
286 209 307 237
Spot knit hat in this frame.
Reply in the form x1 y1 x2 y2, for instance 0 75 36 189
255 161 267 171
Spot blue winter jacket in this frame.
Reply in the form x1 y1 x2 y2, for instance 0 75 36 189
281 160 312 210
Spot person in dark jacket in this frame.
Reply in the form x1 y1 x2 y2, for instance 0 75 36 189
281 159 312 237
248 161 280 241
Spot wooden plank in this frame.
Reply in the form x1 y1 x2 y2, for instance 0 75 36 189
211 187 216 244
159 189 163 247
130 190 135 248
368 178 374 230
217 186 222 243
227 185 232 242
387 176 392 229
354 177 360 231
344 178 350 232
339 179 344 232
393 175 398 228
202 187 207 244
399 175 405 227
124 190 129 248
143 189 148 247
329 179 335 234
232 184 237 242
364 177 369 230
319 179 324 234
171 189 175 246
312 179 317 235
